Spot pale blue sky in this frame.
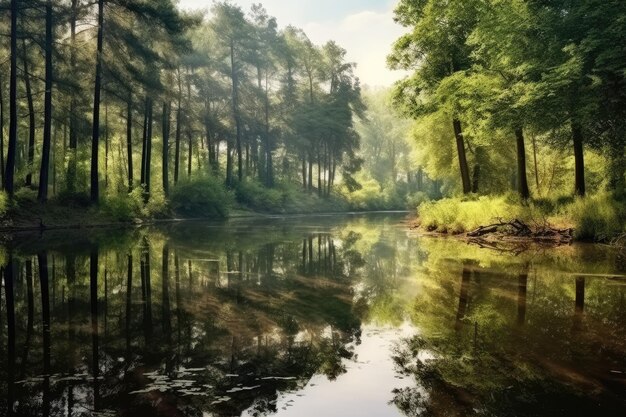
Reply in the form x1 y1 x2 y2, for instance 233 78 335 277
178 0 407 86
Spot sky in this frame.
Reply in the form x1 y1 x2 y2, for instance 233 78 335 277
178 0 409 87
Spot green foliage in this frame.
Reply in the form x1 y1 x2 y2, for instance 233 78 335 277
13 188 38 205
340 179 416 211
235 180 285 212
100 189 144 222
144 190 171 219
418 195 524 233
0 191 10 217
54 190 92 208
170 177 233 218
417 192 626 240
564 193 625 241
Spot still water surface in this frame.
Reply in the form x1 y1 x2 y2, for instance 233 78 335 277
0 214 625 416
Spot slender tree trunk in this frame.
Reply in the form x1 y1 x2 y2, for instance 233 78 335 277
0 74 5 184
23 40 36 187
67 0 78 193
226 140 233 186
144 100 153 202
317 150 321 197
471 161 480 193
126 93 133 192
452 119 471 194
515 128 530 200
162 102 170 197
140 97 148 186
38 0 53 202
230 40 243 183
104 102 109 188
308 154 313 192
5 0 18 196
572 122 585 197
174 70 182 184
264 73 273 187
187 129 192 178
90 0 104 203
532 133 540 194
301 156 307 189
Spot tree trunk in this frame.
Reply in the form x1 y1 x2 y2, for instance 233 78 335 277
0 74 5 184
67 0 78 193
90 0 104 203
187 129 192 178
572 122 585 197
140 97 148 187
230 40 243 183
301 156 307 189
308 154 313 192
226 140 233 186
452 119 471 194
126 93 133 192
38 0 53 202
515 128 530 200
532 133 540 194
472 165 481 193
174 71 182 184
5 0 18 196
162 102 170 197
144 100 153 202
264 72 273 187
23 40 36 187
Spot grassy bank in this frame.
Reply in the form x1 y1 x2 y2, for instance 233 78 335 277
0 177 414 231
415 193 626 243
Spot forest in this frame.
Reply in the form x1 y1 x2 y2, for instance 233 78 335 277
0 0 378 222
389 0 626 242
0 0 624 241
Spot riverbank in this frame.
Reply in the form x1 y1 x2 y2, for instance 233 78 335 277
411 193 626 245
0 192 409 234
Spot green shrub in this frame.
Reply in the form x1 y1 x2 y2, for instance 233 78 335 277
144 190 171 218
406 191 431 209
170 177 233 218
100 189 143 221
235 179 285 212
565 193 624 241
55 189 91 207
0 191 9 217
14 187 38 205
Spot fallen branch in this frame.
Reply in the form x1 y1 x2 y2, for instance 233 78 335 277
466 219 573 244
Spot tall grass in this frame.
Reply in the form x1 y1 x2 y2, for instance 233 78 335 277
416 192 626 241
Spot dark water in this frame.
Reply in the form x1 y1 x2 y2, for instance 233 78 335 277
0 214 625 417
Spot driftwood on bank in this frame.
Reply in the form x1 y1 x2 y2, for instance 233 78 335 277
466 219 573 244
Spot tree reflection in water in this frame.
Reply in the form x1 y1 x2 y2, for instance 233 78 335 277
0 216 624 417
